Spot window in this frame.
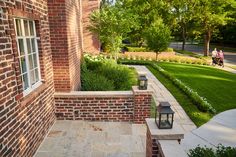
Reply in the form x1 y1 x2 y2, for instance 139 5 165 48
14 18 41 95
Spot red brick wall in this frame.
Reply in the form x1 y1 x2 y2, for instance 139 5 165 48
0 1 55 157
146 129 159 157
133 87 152 124
54 87 152 123
55 92 134 121
82 0 100 54
48 0 83 92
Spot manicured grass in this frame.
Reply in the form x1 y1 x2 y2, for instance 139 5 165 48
147 65 212 127
156 62 236 113
174 49 202 58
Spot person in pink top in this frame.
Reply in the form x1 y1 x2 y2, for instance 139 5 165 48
219 50 224 67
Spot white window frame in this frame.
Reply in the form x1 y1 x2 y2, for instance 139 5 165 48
14 18 42 96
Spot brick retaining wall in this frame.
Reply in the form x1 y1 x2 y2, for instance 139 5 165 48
54 86 152 123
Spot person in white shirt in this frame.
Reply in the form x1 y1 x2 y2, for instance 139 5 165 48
212 48 217 65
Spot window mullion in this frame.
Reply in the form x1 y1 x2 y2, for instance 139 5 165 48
21 19 32 89
33 21 42 82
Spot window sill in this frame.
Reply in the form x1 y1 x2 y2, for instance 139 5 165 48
20 81 47 107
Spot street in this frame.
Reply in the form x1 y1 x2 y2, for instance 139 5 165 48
170 42 236 65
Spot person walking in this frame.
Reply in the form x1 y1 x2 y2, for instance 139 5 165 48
219 50 224 67
212 48 217 65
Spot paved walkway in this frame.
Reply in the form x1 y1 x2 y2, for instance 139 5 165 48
182 109 236 151
35 121 146 157
131 66 196 133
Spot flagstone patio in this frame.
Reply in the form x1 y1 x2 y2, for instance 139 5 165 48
35 121 146 157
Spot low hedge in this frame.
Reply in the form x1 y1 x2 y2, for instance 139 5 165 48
188 144 236 157
119 59 216 114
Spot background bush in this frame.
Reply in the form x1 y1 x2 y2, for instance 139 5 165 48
81 54 137 91
188 145 236 157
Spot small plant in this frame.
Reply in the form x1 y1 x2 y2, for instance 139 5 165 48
188 144 236 157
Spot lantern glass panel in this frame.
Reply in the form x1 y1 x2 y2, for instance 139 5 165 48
140 80 145 87
160 114 170 128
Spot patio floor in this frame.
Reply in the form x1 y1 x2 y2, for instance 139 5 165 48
35 121 146 157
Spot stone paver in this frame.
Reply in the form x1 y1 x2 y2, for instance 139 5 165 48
35 121 146 157
131 65 196 133
182 109 236 151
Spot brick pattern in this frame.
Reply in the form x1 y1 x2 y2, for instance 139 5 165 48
55 95 134 121
146 129 164 157
0 1 55 157
48 0 83 92
133 92 152 124
82 0 100 54
54 88 152 123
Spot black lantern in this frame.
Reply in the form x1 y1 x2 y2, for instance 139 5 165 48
155 102 174 129
138 74 148 90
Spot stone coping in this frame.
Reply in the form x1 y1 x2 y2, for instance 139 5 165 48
146 118 184 140
54 91 133 98
158 140 188 157
132 86 153 94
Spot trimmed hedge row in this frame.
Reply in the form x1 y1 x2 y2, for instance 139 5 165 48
119 59 216 114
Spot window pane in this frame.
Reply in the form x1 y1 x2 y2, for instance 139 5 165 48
33 54 38 68
24 20 29 36
31 38 36 52
20 57 27 73
26 38 32 54
35 68 39 82
15 19 22 36
29 21 34 36
22 73 29 90
28 54 34 70
30 70 36 85
18 39 25 56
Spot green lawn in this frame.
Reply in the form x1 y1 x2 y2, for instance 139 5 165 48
156 62 236 113
147 65 212 127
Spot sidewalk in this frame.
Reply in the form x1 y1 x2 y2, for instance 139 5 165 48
131 65 196 133
182 109 236 150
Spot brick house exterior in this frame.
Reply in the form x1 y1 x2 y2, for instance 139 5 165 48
0 0 99 156
0 1 152 157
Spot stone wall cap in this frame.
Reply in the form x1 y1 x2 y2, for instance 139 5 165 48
132 86 153 94
146 118 184 140
54 91 133 97
158 140 188 157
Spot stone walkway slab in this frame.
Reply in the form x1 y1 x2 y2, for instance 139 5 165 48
35 121 146 157
182 109 236 151
131 65 196 133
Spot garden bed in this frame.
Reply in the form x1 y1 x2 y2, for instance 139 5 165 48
81 54 137 91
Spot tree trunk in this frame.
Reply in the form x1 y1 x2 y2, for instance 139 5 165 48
155 52 158 60
182 26 186 51
204 30 211 56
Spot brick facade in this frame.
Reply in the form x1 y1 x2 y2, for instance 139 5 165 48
0 1 55 157
48 0 83 92
54 87 152 123
82 0 100 54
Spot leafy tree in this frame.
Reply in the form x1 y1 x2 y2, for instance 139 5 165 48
144 20 171 60
88 5 137 55
168 0 197 50
194 0 236 56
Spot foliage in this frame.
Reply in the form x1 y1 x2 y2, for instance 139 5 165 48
193 0 236 56
81 71 115 91
88 3 137 54
188 144 236 157
144 20 171 59
81 54 137 91
126 47 149 52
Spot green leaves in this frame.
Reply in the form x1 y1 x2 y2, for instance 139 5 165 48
144 20 171 53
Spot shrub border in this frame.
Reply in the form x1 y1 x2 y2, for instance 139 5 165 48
119 59 216 114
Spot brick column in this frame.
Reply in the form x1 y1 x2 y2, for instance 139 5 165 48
133 86 152 124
